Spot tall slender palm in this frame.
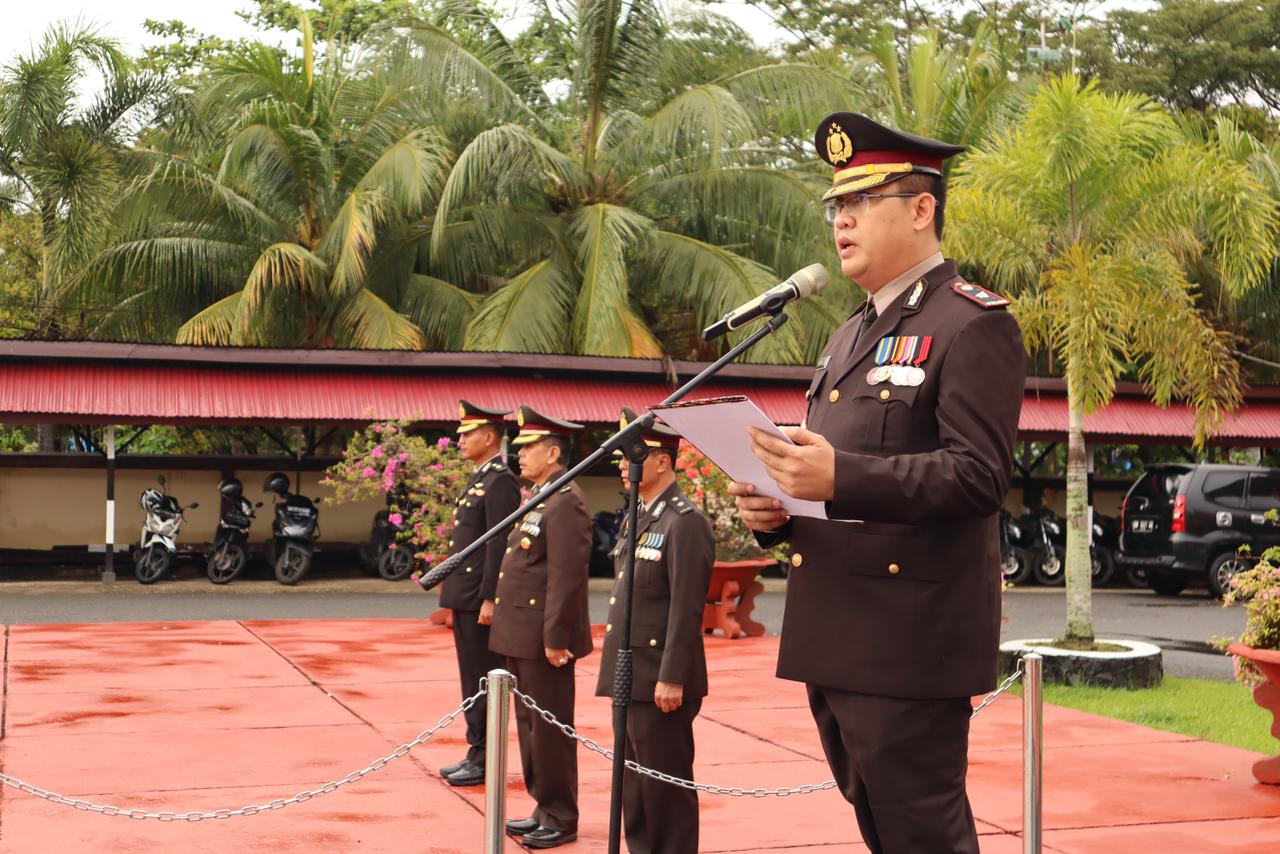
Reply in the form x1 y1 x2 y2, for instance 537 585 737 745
947 74 1279 640
81 18 456 348
855 23 1026 156
0 23 162 333
399 0 860 361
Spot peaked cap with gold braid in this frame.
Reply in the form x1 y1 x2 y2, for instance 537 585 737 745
455 399 511 434
511 404 584 446
815 113 965 201
616 406 681 454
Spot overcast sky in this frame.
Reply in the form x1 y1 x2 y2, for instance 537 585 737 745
0 1 785 66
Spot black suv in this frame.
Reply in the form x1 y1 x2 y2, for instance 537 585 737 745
1120 463 1280 597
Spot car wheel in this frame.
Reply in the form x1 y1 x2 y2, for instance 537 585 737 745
1031 546 1066 586
1147 570 1188 597
1121 562 1148 588
1206 551 1250 599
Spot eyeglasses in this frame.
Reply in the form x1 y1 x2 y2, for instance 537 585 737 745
823 192 919 223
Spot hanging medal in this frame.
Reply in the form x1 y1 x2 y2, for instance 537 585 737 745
868 336 933 386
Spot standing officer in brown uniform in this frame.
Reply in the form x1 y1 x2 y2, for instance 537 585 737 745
491 405 593 850
731 113 1025 853
597 408 714 854
436 400 522 787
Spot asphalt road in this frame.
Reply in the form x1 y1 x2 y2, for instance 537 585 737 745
0 579 1244 681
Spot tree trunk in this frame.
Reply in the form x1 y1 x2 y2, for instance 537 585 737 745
1064 391 1093 642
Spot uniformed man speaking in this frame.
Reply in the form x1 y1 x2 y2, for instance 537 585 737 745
731 113 1025 852
491 405 593 850
597 408 714 854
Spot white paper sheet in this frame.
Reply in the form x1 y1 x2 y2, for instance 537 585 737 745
652 396 831 519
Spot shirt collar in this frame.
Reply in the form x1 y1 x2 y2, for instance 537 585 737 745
870 251 945 315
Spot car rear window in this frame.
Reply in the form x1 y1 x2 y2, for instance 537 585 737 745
1131 468 1187 502
1203 471 1248 508
1248 473 1280 512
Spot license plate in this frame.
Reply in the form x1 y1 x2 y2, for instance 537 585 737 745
1130 519 1156 533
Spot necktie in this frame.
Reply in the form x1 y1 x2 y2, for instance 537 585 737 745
853 303 878 350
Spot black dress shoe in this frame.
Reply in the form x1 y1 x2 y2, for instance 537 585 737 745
522 827 577 849
445 763 485 787
439 758 471 777
505 817 540 836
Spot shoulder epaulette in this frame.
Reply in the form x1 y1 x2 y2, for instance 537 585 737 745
560 485 573 494
673 498 694 515
952 281 1009 308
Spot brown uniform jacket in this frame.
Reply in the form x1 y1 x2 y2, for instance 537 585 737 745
489 472 594 661
439 456 522 612
596 483 715 702
761 259 1025 699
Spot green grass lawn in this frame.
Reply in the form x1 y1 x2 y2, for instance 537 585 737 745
1011 677 1276 754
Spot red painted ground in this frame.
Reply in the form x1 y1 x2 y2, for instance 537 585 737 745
0 618 1276 852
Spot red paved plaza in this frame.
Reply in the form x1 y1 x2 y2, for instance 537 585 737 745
1 618 1277 852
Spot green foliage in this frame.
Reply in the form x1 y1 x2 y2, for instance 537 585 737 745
0 424 36 452
1075 0 1280 114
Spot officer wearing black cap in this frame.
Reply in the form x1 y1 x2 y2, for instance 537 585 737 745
596 408 714 854
491 405 593 849
731 113 1025 853
436 400 521 787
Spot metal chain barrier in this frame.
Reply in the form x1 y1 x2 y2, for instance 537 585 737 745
0 686 486 821
512 687 837 798
971 654 1024 720
512 655 1026 799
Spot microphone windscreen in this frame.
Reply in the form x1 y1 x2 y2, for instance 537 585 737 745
792 263 829 298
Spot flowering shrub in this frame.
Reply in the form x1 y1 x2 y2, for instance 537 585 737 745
1221 538 1280 687
322 420 470 565
674 442 784 563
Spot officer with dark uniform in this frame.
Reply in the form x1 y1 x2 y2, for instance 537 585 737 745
731 113 1026 853
490 405 593 850
596 408 714 854
437 400 522 787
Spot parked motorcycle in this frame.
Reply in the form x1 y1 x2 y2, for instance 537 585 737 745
1090 514 1119 587
998 507 1033 584
1021 506 1066 586
262 472 320 585
206 477 261 585
359 491 417 581
135 476 198 584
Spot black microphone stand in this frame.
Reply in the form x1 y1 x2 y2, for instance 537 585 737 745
415 312 790 854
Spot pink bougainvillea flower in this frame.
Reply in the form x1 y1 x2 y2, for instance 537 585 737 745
388 513 403 526
398 452 410 462
361 467 375 478
437 437 451 449
431 463 444 471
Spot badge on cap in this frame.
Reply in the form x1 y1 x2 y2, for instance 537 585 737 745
826 121 853 166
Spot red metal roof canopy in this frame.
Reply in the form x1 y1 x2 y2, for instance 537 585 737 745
2 342 1279 445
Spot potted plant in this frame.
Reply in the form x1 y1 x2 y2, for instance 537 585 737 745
674 443 784 637
1220 516 1280 784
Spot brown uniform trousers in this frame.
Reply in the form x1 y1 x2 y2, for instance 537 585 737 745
761 260 1025 852
490 473 593 834
438 457 521 765
597 483 714 854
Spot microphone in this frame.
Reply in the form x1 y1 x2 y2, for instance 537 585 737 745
701 264 829 340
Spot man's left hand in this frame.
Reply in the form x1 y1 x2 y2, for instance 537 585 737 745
654 681 683 713
748 426 835 501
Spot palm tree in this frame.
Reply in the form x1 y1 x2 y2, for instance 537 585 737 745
0 22 163 334
395 0 859 361
854 23 1026 158
80 17 456 348
947 74 1279 640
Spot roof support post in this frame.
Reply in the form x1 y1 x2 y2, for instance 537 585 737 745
103 425 117 584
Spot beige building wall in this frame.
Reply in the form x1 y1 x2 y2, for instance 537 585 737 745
0 465 629 551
